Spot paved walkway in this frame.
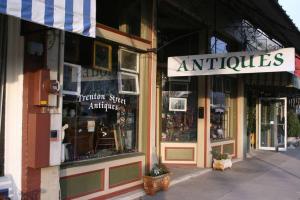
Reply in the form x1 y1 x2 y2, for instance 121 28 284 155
141 148 300 200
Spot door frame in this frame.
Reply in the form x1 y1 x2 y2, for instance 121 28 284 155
258 97 287 151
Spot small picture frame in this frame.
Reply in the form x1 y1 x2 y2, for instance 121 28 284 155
118 72 139 95
62 63 81 96
119 48 139 73
93 41 112 71
169 97 187 112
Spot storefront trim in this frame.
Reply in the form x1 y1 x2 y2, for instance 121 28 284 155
60 169 105 200
96 23 152 51
204 76 208 167
161 143 197 164
60 154 144 199
211 139 236 157
61 152 144 169
165 147 195 161
97 23 151 45
108 161 142 188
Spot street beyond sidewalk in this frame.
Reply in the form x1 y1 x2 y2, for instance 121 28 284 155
142 148 300 200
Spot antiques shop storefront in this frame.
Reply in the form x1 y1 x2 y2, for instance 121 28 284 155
59 1 156 199
160 48 295 167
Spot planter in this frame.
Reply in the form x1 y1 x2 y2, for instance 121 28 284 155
143 173 170 195
287 137 300 147
213 159 232 171
287 137 298 143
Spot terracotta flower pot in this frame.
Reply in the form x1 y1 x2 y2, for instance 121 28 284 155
143 173 170 195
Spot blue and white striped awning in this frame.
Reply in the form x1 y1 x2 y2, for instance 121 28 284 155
0 0 96 37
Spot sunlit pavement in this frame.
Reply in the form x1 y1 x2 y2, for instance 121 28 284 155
141 148 300 200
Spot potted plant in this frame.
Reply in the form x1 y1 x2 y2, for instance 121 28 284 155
287 110 300 146
247 105 256 149
211 150 232 171
143 163 170 195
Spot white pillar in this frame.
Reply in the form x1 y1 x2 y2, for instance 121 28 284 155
40 30 63 200
5 17 24 199
237 78 245 159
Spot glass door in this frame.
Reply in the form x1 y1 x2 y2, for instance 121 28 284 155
259 98 287 151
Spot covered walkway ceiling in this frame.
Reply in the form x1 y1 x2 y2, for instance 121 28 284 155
158 0 300 53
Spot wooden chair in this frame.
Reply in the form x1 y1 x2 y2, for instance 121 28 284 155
94 124 115 152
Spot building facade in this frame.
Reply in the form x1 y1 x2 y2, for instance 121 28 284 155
0 0 157 199
0 0 300 200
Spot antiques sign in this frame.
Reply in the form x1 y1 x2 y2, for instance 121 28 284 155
168 48 295 77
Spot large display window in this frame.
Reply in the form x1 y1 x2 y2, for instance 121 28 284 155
210 76 237 142
62 34 140 162
161 75 198 142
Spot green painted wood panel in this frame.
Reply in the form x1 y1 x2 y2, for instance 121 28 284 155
60 171 103 199
109 162 141 187
223 143 234 155
211 146 222 154
165 148 194 161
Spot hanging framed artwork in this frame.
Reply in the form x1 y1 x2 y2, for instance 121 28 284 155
118 72 139 95
169 97 187 112
93 41 112 71
119 48 139 73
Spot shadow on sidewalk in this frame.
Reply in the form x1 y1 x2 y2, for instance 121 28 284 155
250 148 300 180
281 146 300 161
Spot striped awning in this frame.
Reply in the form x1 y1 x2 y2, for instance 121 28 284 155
0 0 96 37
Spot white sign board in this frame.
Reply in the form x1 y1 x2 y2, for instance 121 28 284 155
168 48 295 77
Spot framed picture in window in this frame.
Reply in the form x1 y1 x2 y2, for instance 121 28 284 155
169 97 187 112
62 63 81 96
93 41 112 71
119 48 139 73
118 72 139 95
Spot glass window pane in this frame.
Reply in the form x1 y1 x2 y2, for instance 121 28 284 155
161 76 197 142
62 35 140 162
211 37 228 54
63 64 79 93
210 76 236 141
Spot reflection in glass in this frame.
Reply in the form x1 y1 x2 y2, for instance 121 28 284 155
210 76 235 141
63 64 80 93
260 99 285 148
62 40 139 162
161 76 197 142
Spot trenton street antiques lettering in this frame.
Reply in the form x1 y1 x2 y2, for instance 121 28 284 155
79 93 126 112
